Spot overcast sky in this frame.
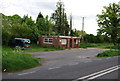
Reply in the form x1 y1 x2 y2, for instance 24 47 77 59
1 0 120 35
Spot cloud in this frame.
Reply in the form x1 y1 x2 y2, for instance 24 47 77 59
1 0 120 35
32 1 56 10
1 0 57 20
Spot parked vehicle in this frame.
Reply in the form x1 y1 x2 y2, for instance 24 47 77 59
10 38 31 49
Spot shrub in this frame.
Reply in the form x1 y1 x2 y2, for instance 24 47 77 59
96 50 120 57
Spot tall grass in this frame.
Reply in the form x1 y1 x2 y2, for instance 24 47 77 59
2 46 40 72
2 44 64 72
23 44 64 52
0 46 2 70
80 43 114 49
96 50 120 57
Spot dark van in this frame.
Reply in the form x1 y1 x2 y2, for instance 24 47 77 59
11 38 31 49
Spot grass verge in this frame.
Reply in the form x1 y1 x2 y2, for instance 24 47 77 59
2 44 64 72
23 44 64 52
2 46 40 72
80 43 114 49
96 50 120 57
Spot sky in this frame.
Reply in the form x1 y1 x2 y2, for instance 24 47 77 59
1 0 120 35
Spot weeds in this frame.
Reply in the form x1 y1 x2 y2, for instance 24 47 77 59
2 44 64 72
96 50 120 57
80 43 114 49
2 46 40 72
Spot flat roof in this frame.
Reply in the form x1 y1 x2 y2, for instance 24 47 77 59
39 36 80 38
14 38 30 40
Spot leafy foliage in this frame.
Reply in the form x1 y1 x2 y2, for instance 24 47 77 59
97 3 120 45
73 30 86 37
2 1 79 46
83 34 111 43
2 2 118 46
36 15 54 35
51 0 70 35
2 14 36 45
36 12 44 22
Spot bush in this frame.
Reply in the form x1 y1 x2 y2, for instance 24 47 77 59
2 50 40 72
96 50 120 57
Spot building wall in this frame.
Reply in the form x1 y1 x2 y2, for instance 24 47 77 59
39 36 55 47
73 38 80 48
38 36 80 48
59 37 68 48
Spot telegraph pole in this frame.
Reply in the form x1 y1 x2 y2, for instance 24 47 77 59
81 17 85 43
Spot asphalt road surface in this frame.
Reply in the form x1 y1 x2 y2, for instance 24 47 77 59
2 48 120 81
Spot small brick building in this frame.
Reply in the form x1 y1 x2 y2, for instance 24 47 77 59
38 36 80 48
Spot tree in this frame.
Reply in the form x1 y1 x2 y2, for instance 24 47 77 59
64 13 70 35
73 30 86 37
97 3 120 45
51 0 70 35
21 15 39 43
70 14 73 36
22 15 35 27
2 14 16 45
2 13 38 45
36 14 54 36
8 14 22 24
36 12 44 23
84 34 96 43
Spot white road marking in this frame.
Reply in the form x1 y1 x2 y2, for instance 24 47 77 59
78 56 86 58
106 57 111 59
83 60 92 63
18 71 36 75
88 67 119 79
18 72 29 75
29 71 36 73
74 65 120 81
48 67 60 70
68 62 79 66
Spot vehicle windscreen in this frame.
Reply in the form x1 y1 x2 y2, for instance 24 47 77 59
22 39 30 44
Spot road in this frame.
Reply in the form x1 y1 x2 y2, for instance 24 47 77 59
2 48 120 81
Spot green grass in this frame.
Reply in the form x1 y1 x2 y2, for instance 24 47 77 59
2 44 64 72
0 46 2 70
96 50 120 57
2 46 40 72
80 43 120 57
23 44 64 52
80 43 114 49
106 45 120 50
